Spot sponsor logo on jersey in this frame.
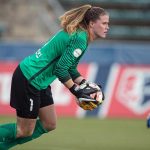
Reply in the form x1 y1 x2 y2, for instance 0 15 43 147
73 49 82 58
35 49 42 58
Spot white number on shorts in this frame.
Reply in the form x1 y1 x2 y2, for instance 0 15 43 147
29 98 34 111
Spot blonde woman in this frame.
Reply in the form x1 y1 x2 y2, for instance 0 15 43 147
0 4 109 149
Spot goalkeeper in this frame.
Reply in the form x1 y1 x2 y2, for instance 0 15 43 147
0 4 109 149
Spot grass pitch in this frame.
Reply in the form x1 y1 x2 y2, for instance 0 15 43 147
0 117 150 150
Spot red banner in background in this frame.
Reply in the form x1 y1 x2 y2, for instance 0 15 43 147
1 62 150 118
102 64 150 119
0 62 91 117
0 62 18 115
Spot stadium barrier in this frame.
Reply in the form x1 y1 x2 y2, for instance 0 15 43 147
0 61 150 118
0 41 150 118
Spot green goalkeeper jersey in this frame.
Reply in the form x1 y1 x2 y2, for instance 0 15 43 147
20 29 88 90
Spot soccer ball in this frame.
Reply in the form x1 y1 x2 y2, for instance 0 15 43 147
88 82 103 104
76 82 104 110
79 82 104 104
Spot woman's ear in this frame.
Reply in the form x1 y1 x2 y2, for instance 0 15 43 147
89 21 94 28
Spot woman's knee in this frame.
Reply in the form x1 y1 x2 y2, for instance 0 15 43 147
42 120 57 132
17 126 34 137
16 117 36 138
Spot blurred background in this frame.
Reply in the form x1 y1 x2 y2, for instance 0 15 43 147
0 0 150 150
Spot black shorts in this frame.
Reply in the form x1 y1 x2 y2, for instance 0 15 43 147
10 65 54 119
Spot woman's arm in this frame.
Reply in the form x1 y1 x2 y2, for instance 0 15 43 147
54 36 86 88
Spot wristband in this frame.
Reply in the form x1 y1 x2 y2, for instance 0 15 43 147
69 84 79 95
79 79 87 85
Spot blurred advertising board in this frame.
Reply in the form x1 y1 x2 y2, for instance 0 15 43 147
0 62 97 118
0 62 150 118
101 64 150 119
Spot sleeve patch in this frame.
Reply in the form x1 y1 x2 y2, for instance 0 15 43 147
73 49 82 58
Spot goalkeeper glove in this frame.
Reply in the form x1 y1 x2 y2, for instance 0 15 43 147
69 83 98 99
79 79 87 85
69 83 99 110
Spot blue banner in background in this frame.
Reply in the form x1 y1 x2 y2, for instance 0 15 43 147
0 41 150 64
86 64 111 117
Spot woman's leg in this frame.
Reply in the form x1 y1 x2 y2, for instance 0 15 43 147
0 117 37 149
0 113 49 149
39 104 57 131
16 117 36 138
12 104 56 146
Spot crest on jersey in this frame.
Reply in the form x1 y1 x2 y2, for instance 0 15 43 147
73 49 82 58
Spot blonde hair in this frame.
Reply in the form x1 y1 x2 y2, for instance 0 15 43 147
59 5 92 34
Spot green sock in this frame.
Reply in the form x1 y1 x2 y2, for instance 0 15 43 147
17 119 48 144
0 123 16 142
1 119 48 149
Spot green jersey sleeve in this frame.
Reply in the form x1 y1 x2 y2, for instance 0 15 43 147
54 34 87 83
68 60 81 81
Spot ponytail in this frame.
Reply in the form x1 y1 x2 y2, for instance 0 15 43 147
59 4 91 34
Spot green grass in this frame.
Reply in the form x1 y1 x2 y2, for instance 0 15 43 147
0 117 150 150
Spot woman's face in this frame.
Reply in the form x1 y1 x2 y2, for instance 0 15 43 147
89 14 109 40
